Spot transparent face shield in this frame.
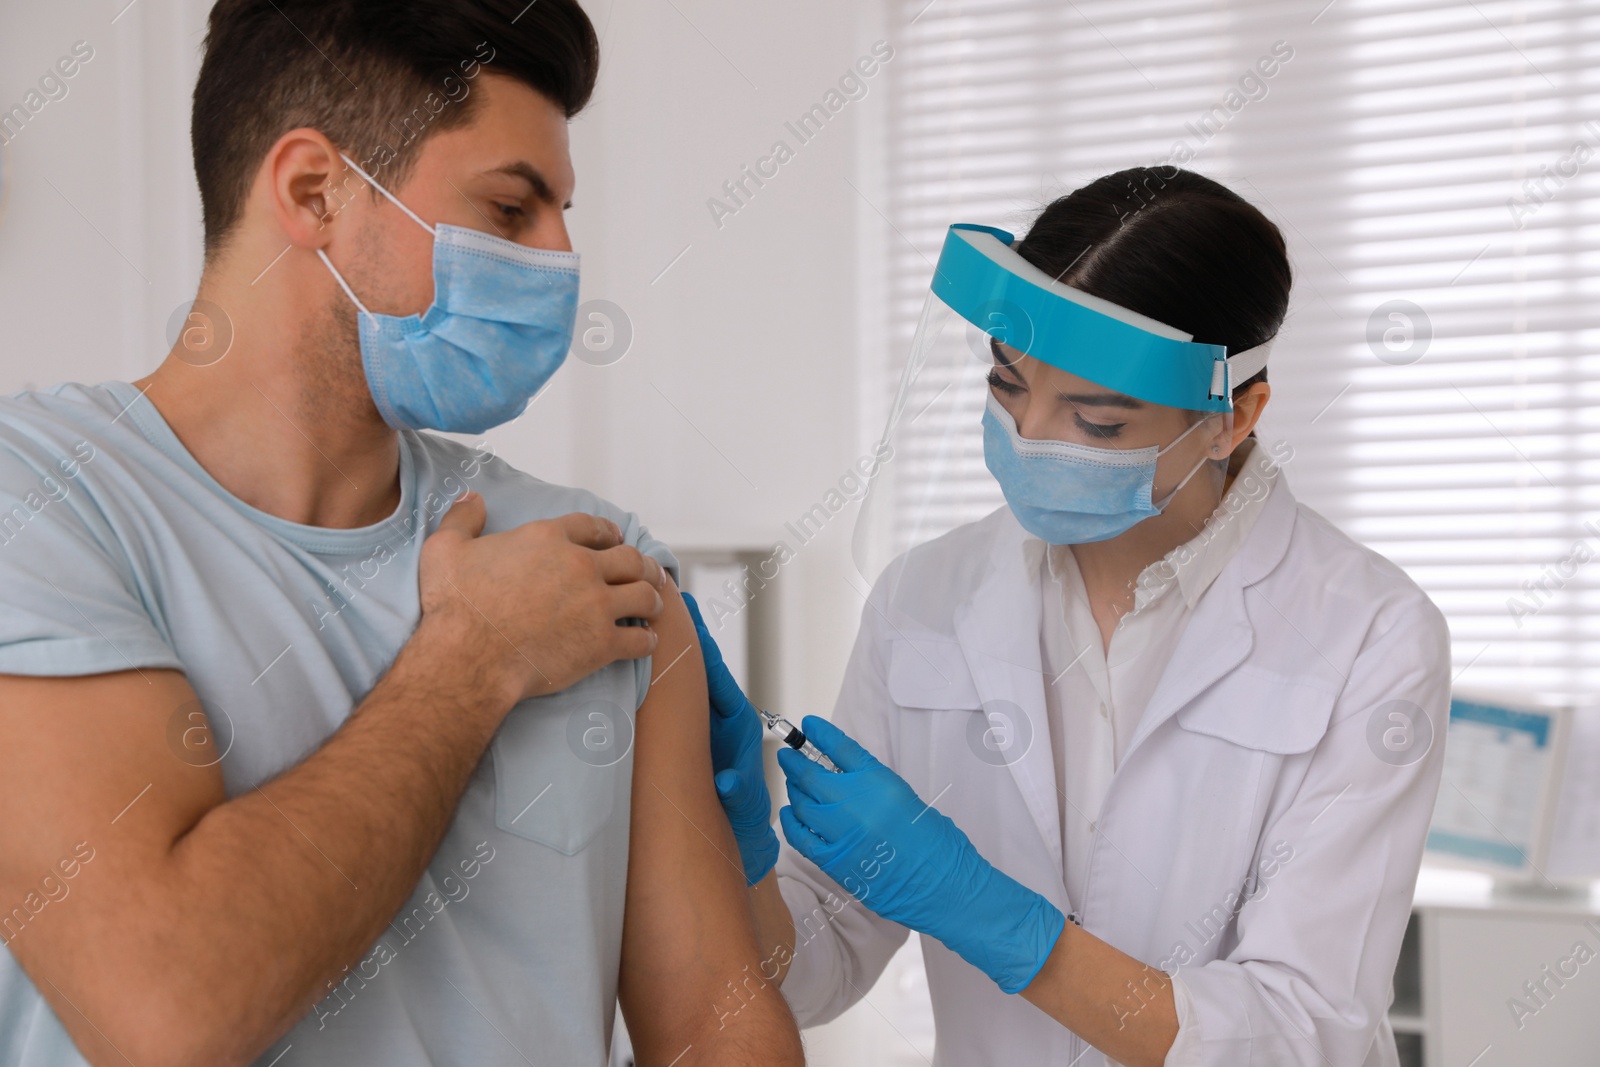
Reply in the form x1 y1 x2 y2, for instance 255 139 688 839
851 224 1271 585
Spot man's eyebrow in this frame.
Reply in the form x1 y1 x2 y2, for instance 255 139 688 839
1057 391 1144 409
484 161 571 208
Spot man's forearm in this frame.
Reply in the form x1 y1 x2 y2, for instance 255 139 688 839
139 618 515 1063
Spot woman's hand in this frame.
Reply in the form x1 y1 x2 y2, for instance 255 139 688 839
683 592 780 886
777 715 1065 994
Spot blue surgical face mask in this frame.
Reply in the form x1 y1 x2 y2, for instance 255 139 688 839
982 391 1216 545
316 153 580 434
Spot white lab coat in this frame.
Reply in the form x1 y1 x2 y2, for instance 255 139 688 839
777 474 1451 1066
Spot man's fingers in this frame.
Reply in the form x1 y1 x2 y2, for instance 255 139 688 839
606 621 658 661
593 544 663 588
607 580 665 623
553 511 624 550
433 490 487 541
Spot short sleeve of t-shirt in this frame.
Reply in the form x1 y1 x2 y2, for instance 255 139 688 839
621 513 680 591
0 411 181 678
617 511 679 711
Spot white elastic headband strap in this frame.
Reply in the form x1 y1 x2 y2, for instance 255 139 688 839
337 152 436 237
1225 338 1274 383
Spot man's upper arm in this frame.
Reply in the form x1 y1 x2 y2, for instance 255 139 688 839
618 576 800 1062
0 668 225 1060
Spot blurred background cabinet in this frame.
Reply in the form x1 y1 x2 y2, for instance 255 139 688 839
1392 869 1600 1067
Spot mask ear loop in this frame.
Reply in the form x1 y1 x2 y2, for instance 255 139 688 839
1152 449 1213 511
315 151 439 326
1152 411 1229 511
1153 412 1214 458
316 248 378 326
336 152 436 237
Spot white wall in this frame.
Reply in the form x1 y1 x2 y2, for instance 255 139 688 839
0 1 918 1062
0 0 212 391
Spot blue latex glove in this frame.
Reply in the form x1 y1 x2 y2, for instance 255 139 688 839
777 715 1065 994
682 592 780 886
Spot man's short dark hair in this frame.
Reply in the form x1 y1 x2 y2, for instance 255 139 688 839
192 0 599 257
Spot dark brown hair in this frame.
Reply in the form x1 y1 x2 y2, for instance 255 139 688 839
1016 167 1291 397
192 0 599 256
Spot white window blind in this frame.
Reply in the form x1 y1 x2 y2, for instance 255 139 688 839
877 0 1600 693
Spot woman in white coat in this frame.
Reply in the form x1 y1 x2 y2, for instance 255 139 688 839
685 167 1451 1067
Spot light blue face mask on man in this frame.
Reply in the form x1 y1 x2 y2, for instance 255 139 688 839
981 391 1218 545
316 153 580 434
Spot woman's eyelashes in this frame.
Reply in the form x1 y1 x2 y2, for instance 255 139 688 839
986 370 1023 395
1073 414 1124 440
989 371 1126 439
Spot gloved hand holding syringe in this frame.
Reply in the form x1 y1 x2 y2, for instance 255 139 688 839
756 708 839 773
687 588 1065 1000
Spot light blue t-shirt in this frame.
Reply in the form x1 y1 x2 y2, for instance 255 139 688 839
0 381 677 1066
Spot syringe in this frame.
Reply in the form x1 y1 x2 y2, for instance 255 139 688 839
758 708 841 773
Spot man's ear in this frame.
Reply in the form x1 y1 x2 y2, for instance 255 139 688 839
261 128 364 249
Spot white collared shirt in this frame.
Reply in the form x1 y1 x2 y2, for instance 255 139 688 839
1030 438 1280 1061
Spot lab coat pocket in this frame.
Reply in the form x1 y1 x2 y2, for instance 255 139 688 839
886 636 981 710
1161 668 1340 896
1174 664 1339 754
886 636 1042 865
490 666 634 855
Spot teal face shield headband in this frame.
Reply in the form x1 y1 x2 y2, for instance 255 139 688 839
850 220 1279 583
931 224 1274 413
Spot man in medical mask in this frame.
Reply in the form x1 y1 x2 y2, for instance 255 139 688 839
0 2 801 1065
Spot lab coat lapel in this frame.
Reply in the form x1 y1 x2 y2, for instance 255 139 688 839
952 516 1065 878
1119 475 1300 764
